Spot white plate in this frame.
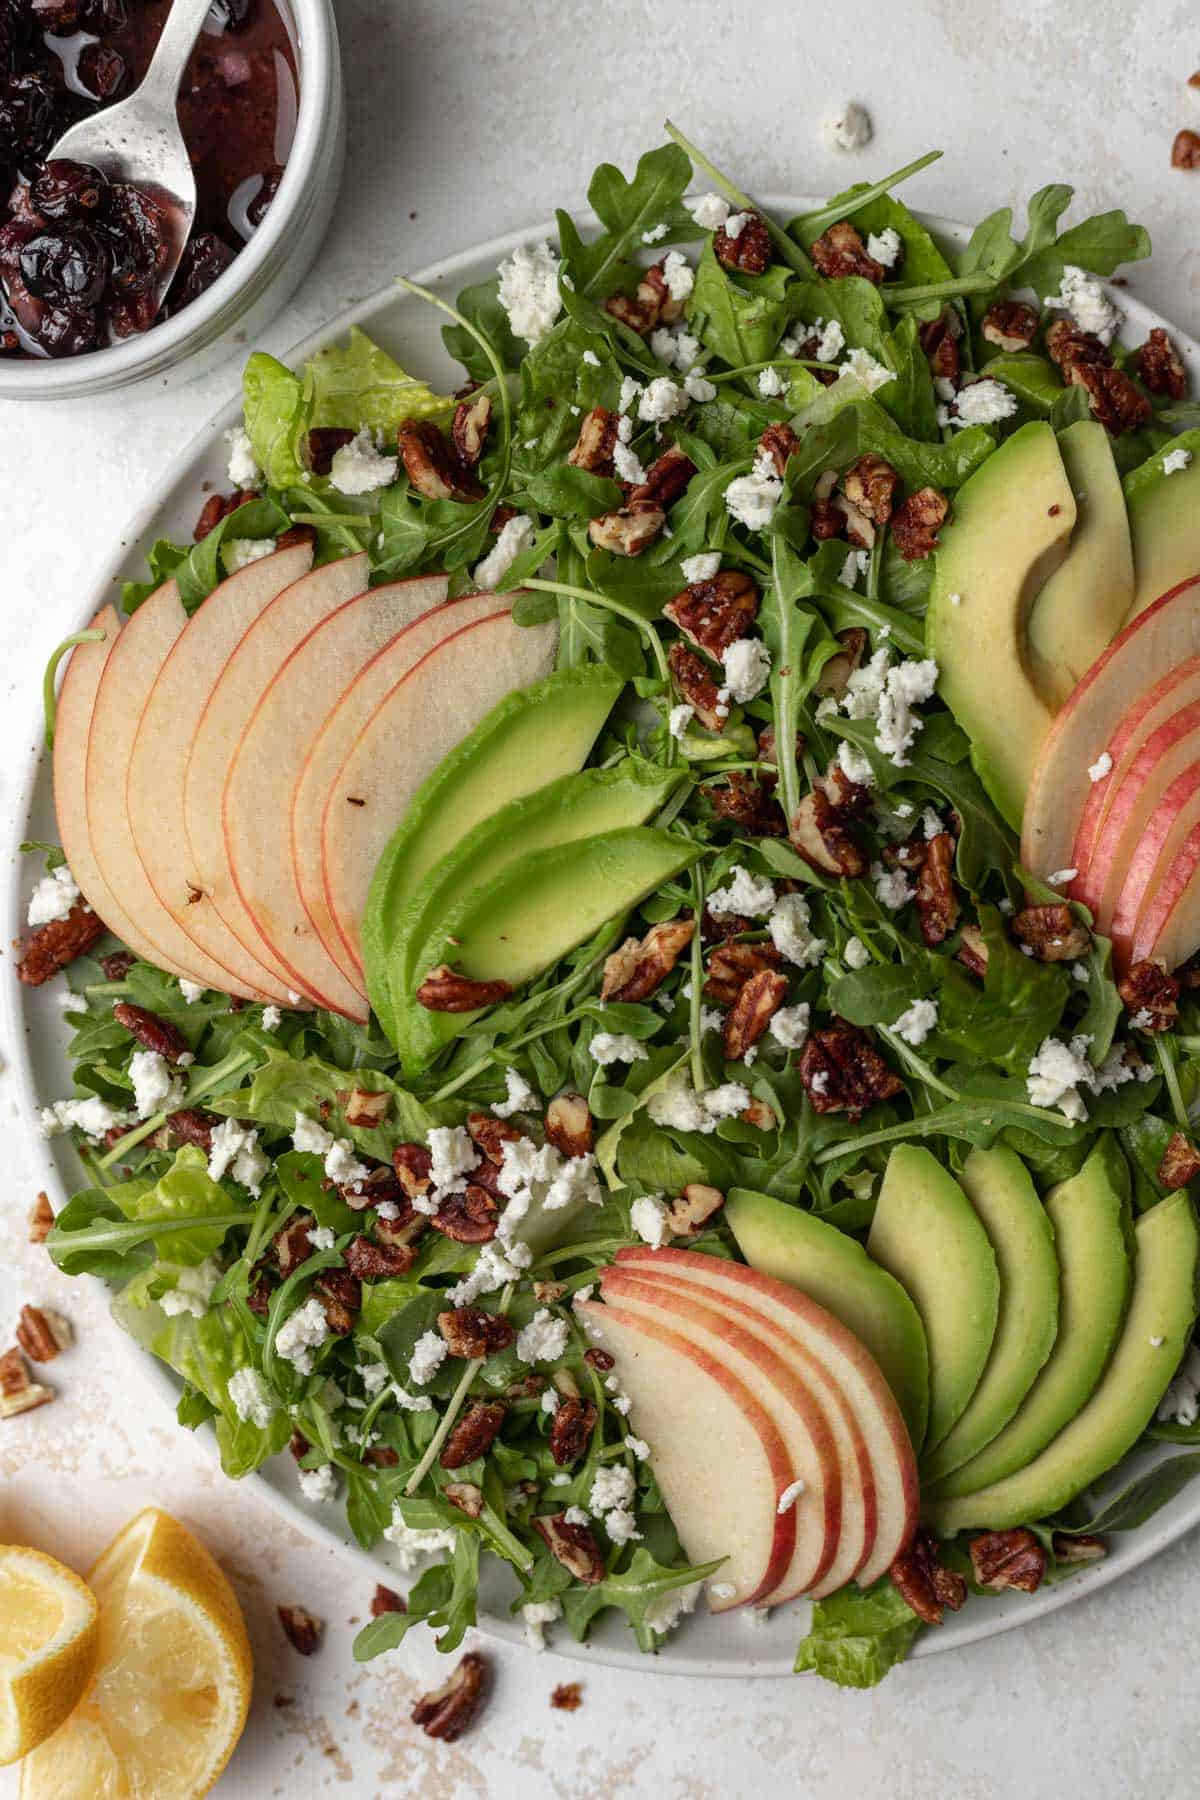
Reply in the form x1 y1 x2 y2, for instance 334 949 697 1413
8 198 1200 1678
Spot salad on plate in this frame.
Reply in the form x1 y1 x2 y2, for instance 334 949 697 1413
19 127 1200 1689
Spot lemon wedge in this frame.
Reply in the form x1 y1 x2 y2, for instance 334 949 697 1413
0 1545 99 1766
20 1507 252 1799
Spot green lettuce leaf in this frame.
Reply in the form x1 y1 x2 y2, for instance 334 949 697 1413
794 1578 922 1686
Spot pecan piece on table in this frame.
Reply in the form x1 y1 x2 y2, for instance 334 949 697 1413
411 1651 490 1742
370 1583 406 1617
15 1304 71 1363
0 1347 53 1419
799 1020 903 1120
544 1091 594 1159
664 1182 726 1236
980 299 1040 352
668 641 727 732
664 569 759 658
306 426 355 475
431 1184 498 1244
587 502 665 558
398 420 483 502
601 917 695 1002
789 788 868 878
438 1305 515 1358
278 1604 324 1656
343 1235 416 1280
890 486 950 562
915 833 960 947
724 968 789 1061
1172 129 1200 171
533 1512 607 1583
566 406 619 476
810 220 886 283
452 391 492 467
968 1528 1047 1595
840 454 899 527
28 1192 54 1244
1117 959 1179 1032
628 444 696 510
112 1000 190 1063
889 1529 967 1626
758 421 799 476
704 939 781 1006
415 964 513 1012
466 1110 520 1165
1011 903 1089 963
1063 360 1152 435
714 209 772 274
551 1682 584 1712
1133 327 1187 400
705 770 785 837
440 1399 506 1469
549 1395 598 1467
16 903 105 986
1158 1130 1200 1190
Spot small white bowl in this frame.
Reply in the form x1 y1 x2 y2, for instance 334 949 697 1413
0 0 344 402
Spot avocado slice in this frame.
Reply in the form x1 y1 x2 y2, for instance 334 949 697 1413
1123 430 1200 620
927 421 1076 828
924 1138 1133 1502
396 827 704 1071
386 761 684 1033
725 1187 929 1448
919 1147 1059 1485
925 1187 1199 1533
867 1146 1000 1452
361 667 624 1035
1027 422 1134 708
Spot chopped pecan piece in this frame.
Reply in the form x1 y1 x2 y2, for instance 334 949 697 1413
1051 1532 1107 1565
640 259 687 325
1134 328 1187 400
0 1347 52 1418
1063 359 1153 435
533 1512 607 1584
112 1000 190 1064
956 923 989 980
810 220 885 283
411 1651 490 1742
799 1020 903 1120
969 1528 1047 1595
278 1604 324 1656
194 488 258 541
890 486 950 562
724 968 789 1061
339 1086 391 1128
370 1583 406 1617
601 917 695 1002
15 1304 71 1362
705 770 786 836
438 1306 515 1358
373 1196 429 1254
704 939 782 1006
548 1395 598 1467
980 300 1040 352
452 391 492 467
918 309 960 385
276 525 318 554
713 208 772 274
664 569 759 657
306 426 355 475
157 1107 218 1153
274 1214 313 1276
247 1263 278 1317
415 964 513 1012
841 454 899 527
393 1142 433 1200
467 1111 521 1165
440 1399 506 1469
566 406 619 475
431 1185 499 1244
289 1430 310 1461
445 1480 485 1519
741 1096 778 1131
583 1346 615 1372
315 1268 361 1335
1011 903 1089 963
1172 128 1200 170
669 640 727 732
28 1192 54 1244
398 420 483 503
1117 959 1179 1031
813 627 868 701
505 1372 546 1399
664 1183 726 1235
343 1236 416 1279
915 833 960 947
533 1280 566 1304
758 421 799 476
17 903 105 986
551 1682 584 1711
603 291 658 335
364 1444 400 1467
809 496 846 541
1158 1131 1200 1190
889 1529 967 1626
101 951 136 981
587 502 665 557
629 444 697 511
544 1091 594 1159
789 788 868 878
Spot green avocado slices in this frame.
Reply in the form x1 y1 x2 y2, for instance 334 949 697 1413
919 1146 1059 1486
925 1187 1200 1534
1123 428 1200 620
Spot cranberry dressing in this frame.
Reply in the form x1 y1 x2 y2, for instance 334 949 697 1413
0 0 299 358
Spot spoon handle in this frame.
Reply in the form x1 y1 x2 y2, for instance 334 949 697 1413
136 0 217 117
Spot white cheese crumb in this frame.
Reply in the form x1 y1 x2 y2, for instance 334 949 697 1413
1046 868 1078 887
1027 1034 1093 1124
160 1258 220 1319
638 375 690 422
207 1118 269 1196
224 536 277 573
866 227 902 268
771 1003 810 1049
645 1580 702 1637
890 998 939 1047
1048 265 1121 346
1087 751 1113 783
516 1308 570 1365
275 1295 330 1375
541 1387 560 1414
757 365 786 398
642 222 669 244
688 192 731 230
668 702 695 740
224 425 261 488
872 861 915 910
604 1508 641 1544
769 892 827 968
721 637 772 703
822 102 872 151
173 977 203 1004
777 1478 806 1514
227 1365 276 1428
474 513 535 590
624 1434 651 1461
814 318 845 363
496 240 562 345
1163 447 1193 476
491 1068 537 1119
630 1193 670 1247
129 1050 184 1120
298 1463 338 1505
591 1030 649 1067
613 438 646 485
329 427 398 496
581 348 601 367
836 738 876 788
27 864 80 927
590 1464 637 1514
839 548 870 588
261 1004 282 1029
39 1095 130 1141
661 251 694 303
407 1329 447 1387
522 1598 562 1651
427 1124 480 1193
383 1509 457 1570
708 865 776 918
724 450 783 530
683 368 717 403
843 936 870 970
60 988 88 1015
839 346 893 394
952 378 1018 428
309 1225 336 1251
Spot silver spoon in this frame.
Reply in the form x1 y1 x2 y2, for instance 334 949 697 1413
45 0 215 314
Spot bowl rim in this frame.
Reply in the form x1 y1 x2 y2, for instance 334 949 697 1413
0 0 335 398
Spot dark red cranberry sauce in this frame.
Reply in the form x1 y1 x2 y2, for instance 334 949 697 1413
0 0 298 358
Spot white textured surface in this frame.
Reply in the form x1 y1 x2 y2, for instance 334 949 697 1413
2 1 1200 1793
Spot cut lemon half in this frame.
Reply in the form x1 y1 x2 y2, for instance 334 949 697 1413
20 1508 252 1800
0 1545 99 1765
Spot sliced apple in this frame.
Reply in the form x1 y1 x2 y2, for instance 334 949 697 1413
575 1298 798 1610
320 605 558 976
616 1246 918 1586
1022 573 1200 885
604 1266 861 1600
1073 694 1200 928
1108 764 1200 967
1131 809 1200 972
222 574 448 1018
183 555 369 1002
127 541 314 1006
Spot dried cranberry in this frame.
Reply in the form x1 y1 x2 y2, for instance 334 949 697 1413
39 303 99 355
19 229 109 305
0 75 61 167
104 182 172 295
246 166 280 230
76 42 127 101
165 230 235 312
31 159 107 222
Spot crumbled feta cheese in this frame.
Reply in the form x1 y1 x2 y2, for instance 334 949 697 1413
646 1080 714 1134
683 368 717 403
921 806 944 840
650 325 679 366
688 192 731 230
724 451 783 530
630 1193 670 1247
645 1579 702 1637
324 1138 370 1188
1027 1034 1093 1124
642 221 669 244
329 427 399 496
610 1393 633 1416
839 346 893 393
1088 751 1113 783
674 332 702 370
60 988 88 1014
261 1004 282 1029
224 425 261 488
668 702 695 740
591 1463 637 1514
814 318 845 363
714 685 731 721
408 1329 448 1388
27 864 80 927
391 1385 434 1413
822 102 872 151
39 1094 130 1141
497 240 562 345
474 513 535 590
274 1295 330 1374
298 1463 338 1505
661 251 694 303
360 1361 390 1395
1048 265 1121 346
129 1049 184 1120
522 1597 562 1651
810 1070 830 1094
843 935 870 970
383 1509 458 1570
836 738 876 788
491 1068 537 1119
846 654 939 767
208 1118 269 1195
516 1308 570 1365
771 1002 811 1049
1163 447 1193 476
708 865 776 918
866 227 902 268
624 1434 651 1460
605 1508 642 1544
757 364 786 398
769 892 827 967
292 1112 333 1157
573 1285 594 1306
872 861 914 910
638 375 690 423
721 636 772 703
777 1478 806 1514
227 1365 276 1428
681 551 722 585
839 548 870 588
1045 868 1078 887
159 1258 220 1319
541 1387 560 1414
613 438 646 485
447 1239 533 1307
428 1124 480 1193
1158 1345 1200 1427
890 998 938 1046
224 535 276 572
306 1226 334 1252
952 379 1018 429
591 1031 648 1067
723 210 751 240
618 375 644 416
705 1082 751 1120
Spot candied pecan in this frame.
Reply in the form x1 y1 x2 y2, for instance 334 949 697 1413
364 1444 400 1467
809 496 845 541
1064 360 1153 435
246 1264 278 1317
789 788 868 878
706 770 786 837
339 1086 391 1128
714 208 772 274
438 1306 515 1358
1044 317 1112 372
1172 129 1200 170
601 918 696 1002
112 1000 190 1063
306 426 355 475
1117 959 1179 1031
664 569 759 657
915 833 960 947
157 1107 218 1153
445 1480 485 1519
431 1185 498 1244
398 420 484 502
277 1604 324 1656
705 939 782 1006
813 627 868 701
15 1305 71 1363
28 1192 53 1244
1134 328 1187 400
956 923 989 980
505 1372 546 1399
0 1347 52 1418
193 488 258 541
415 964 513 1011
799 1020 903 1119
467 1111 520 1165
669 640 727 732
274 1214 313 1276
588 502 666 557
533 1512 607 1583
101 950 136 980
315 1268 361 1334
343 1236 416 1279
467 1157 503 1200
440 1399 506 1469
549 1395 598 1467
724 968 789 1061
664 1183 726 1235
889 1529 967 1626
969 1528 1047 1595
981 300 1040 352
841 454 899 527
545 1091 594 1159
640 259 687 325
1011 903 1089 962
567 406 619 476
490 503 519 535
452 391 492 467
289 1430 310 1461
1052 1532 1107 1565
393 1142 433 1199
629 444 697 510
890 486 950 562
741 1096 778 1131
1158 1130 1200 1189
17 903 105 986
276 525 317 554
603 290 658 335
370 1583 406 1617
551 1682 584 1711
533 1279 566 1304
918 309 960 385
583 1346 615 1372
411 1652 490 1742
810 220 885 283
759 421 799 476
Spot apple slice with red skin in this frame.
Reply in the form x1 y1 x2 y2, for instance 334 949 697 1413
616 1246 918 1586
575 1298 799 1610
1022 573 1200 886
127 541 314 1006
1130 807 1200 972
183 555 369 1003
222 574 448 1019
1108 764 1200 968
1073 694 1200 928
320 604 558 977
602 1267 859 1601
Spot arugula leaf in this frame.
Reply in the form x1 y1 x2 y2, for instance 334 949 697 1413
956 186 1151 306
560 1547 724 1647
794 1578 922 1686
209 1050 435 1162
688 243 794 369
1050 1455 1200 1529
557 143 694 298
122 495 290 616
933 905 1071 1073
442 277 525 380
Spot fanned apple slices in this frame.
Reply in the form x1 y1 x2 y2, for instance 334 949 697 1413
54 551 556 1015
